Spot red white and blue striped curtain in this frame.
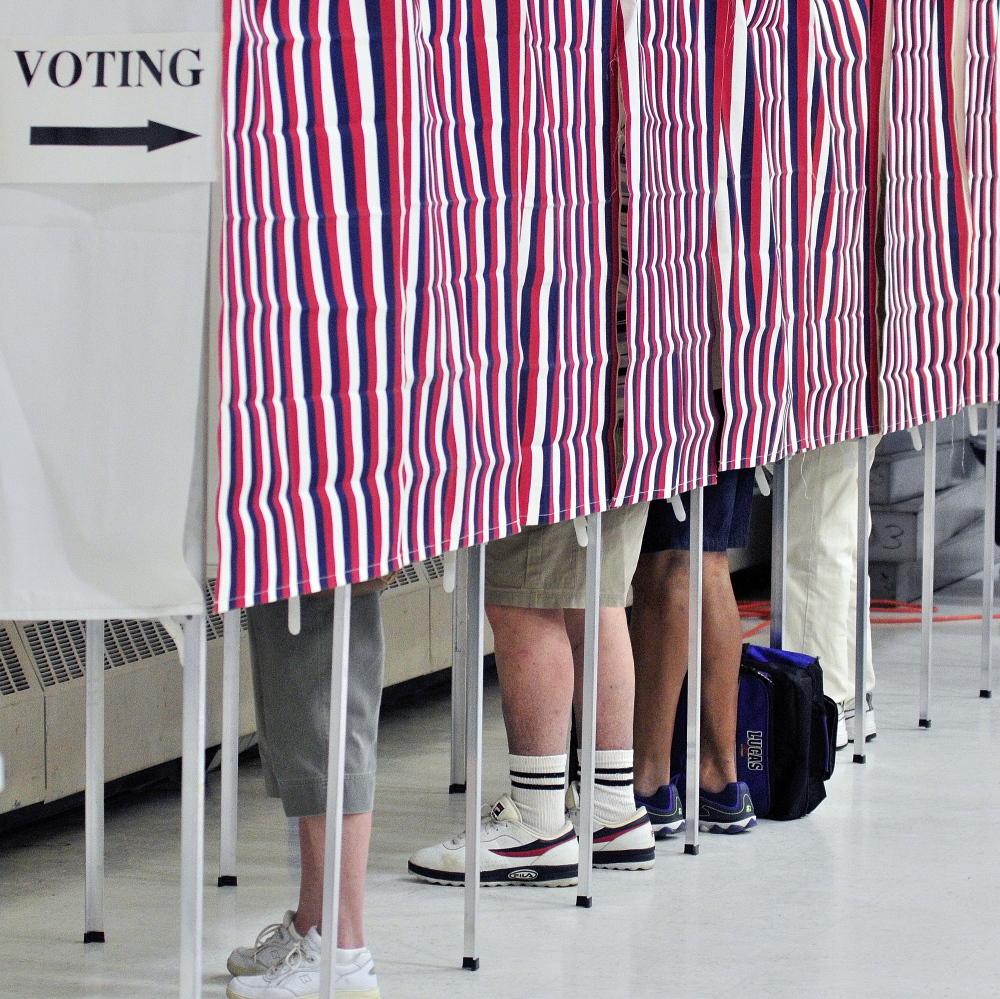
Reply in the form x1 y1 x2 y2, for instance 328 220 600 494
613 0 721 503
715 0 879 468
874 0 972 432
965 0 1000 406
218 1 525 609
714 0 792 470
218 1 621 609
514 2 618 525
795 0 879 449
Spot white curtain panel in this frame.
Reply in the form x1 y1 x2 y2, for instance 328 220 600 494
0 0 219 620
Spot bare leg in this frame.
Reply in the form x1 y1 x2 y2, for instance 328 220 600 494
566 608 635 750
487 605 575 756
294 811 372 949
631 550 741 796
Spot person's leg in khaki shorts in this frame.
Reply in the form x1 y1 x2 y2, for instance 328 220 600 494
408 503 656 887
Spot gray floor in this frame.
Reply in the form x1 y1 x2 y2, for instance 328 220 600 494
3 578 1000 999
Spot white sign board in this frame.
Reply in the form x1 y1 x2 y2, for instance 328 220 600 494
0 32 220 183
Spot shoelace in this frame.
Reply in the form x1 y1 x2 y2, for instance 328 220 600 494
251 920 289 960
265 939 312 984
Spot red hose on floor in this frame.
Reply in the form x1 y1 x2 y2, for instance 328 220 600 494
738 597 1000 637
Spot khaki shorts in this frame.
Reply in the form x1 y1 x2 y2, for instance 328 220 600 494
247 590 384 817
485 502 650 609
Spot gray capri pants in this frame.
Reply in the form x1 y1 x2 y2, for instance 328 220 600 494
246 590 385 817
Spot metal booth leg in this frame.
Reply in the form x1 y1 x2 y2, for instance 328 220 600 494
854 438 871 764
218 610 241 887
451 551 470 793
463 546 486 970
179 615 208 999
770 459 788 650
576 513 603 908
85 620 106 943
685 488 705 856
981 404 997 699
920 422 937 729
318 586 352 999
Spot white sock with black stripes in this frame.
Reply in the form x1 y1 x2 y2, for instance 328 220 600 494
508 754 567 835
594 749 636 828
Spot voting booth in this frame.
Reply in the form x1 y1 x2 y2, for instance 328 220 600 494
0 0 998 997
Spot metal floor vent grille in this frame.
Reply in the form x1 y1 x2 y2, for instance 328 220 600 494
104 619 176 667
0 627 31 696
22 621 86 686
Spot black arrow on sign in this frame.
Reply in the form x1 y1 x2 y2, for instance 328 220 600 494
30 120 199 152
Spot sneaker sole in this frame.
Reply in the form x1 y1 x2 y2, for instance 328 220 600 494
650 818 685 839
407 861 579 887
699 816 757 834
592 846 656 870
226 960 269 977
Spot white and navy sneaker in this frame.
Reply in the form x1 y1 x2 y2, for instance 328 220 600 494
566 783 656 870
634 783 686 838
407 794 579 887
676 775 757 834
227 928 380 999
845 694 876 744
227 910 301 977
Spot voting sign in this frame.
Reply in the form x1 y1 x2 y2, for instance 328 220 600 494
0 33 220 182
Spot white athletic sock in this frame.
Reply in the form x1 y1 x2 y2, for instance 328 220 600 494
508 753 567 834
594 749 636 827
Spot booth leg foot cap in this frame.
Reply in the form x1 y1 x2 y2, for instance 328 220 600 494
981 690 992 699
684 844 699 856
463 957 480 971
218 875 238 888
576 896 593 908
84 931 105 944
449 783 466 795
919 718 932 729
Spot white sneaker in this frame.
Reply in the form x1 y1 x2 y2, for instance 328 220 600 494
565 783 656 870
835 704 849 750
407 794 579 887
227 910 301 977
845 694 876 744
227 928 380 999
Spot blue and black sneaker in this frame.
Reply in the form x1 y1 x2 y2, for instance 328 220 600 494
675 774 756 834
634 784 685 839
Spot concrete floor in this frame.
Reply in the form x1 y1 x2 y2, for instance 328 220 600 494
2 576 999 998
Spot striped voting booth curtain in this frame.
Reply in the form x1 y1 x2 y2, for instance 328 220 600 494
514 1 617 525
613 0 721 503
219 1 525 608
965 0 1000 406
717 0 878 467
714 0 792 471
218 1 621 608
794 0 878 449
875 0 972 432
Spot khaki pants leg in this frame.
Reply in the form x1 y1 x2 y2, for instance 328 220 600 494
784 438 879 705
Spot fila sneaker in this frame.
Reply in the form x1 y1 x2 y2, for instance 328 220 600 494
227 910 301 977
634 783 686 838
565 782 656 870
845 694 876 744
226 928 379 999
407 794 579 887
